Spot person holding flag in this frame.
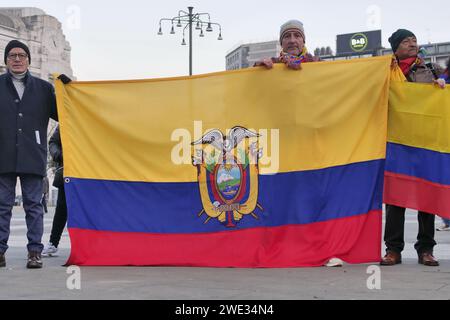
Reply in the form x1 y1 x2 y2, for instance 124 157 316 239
254 19 319 70
382 29 445 267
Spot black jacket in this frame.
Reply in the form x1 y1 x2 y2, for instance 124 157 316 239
49 126 62 165
0 71 57 176
49 126 64 188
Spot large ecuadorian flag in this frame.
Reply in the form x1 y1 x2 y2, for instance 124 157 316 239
385 81 450 219
56 56 392 267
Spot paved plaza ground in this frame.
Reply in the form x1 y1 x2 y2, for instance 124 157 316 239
1 207 449 300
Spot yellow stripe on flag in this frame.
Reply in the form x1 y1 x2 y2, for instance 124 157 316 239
388 81 450 153
56 56 391 183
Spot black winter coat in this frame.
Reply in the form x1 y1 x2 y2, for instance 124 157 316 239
0 71 58 176
49 126 64 188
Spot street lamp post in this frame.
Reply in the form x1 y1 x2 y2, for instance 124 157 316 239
188 7 193 76
158 6 223 76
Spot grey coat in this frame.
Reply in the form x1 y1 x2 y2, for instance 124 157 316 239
406 60 445 84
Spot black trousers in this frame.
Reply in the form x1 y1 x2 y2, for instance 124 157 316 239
384 204 436 254
49 186 67 248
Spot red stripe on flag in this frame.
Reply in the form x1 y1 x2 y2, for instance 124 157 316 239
66 211 382 267
384 171 450 219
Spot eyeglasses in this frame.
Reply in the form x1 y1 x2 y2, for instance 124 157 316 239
7 53 28 61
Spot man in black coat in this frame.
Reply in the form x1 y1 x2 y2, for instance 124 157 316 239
0 40 58 269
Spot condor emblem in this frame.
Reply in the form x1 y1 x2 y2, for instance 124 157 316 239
192 127 264 228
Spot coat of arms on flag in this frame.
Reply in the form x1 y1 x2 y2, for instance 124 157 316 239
192 127 264 227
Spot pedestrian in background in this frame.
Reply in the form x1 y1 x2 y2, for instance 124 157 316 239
439 58 449 83
41 176 49 214
436 60 450 231
42 126 67 257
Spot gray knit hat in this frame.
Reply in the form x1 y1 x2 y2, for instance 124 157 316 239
280 20 305 44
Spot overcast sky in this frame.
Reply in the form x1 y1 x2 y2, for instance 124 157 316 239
2 0 449 80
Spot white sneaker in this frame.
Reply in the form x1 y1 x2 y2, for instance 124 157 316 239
324 257 344 267
436 224 450 231
42 243 58 257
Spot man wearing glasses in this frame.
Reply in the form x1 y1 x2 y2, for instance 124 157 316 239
0 40 57 269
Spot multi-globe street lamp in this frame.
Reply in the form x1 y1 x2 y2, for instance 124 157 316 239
158 6 223 76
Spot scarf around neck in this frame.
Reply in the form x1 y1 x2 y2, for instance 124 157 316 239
398 56 421 76
279 47 309 67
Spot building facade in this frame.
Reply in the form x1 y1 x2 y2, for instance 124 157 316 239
0 7 74 81
226 40 281 70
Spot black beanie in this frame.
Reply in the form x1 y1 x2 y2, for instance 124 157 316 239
388 29 416 53
4 40 31 65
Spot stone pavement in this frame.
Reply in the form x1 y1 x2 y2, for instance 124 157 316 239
0 207 449 300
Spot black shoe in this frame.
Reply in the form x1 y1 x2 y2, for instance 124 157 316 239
0 253 5 268
26 252 43 269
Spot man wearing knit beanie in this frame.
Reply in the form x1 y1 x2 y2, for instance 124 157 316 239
0 39 58 270
255 19 318 70
255 20 341 268
4 40 31 66
382 30 445 268
279 19 306 48
388 29 416 55
388 29 445 87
